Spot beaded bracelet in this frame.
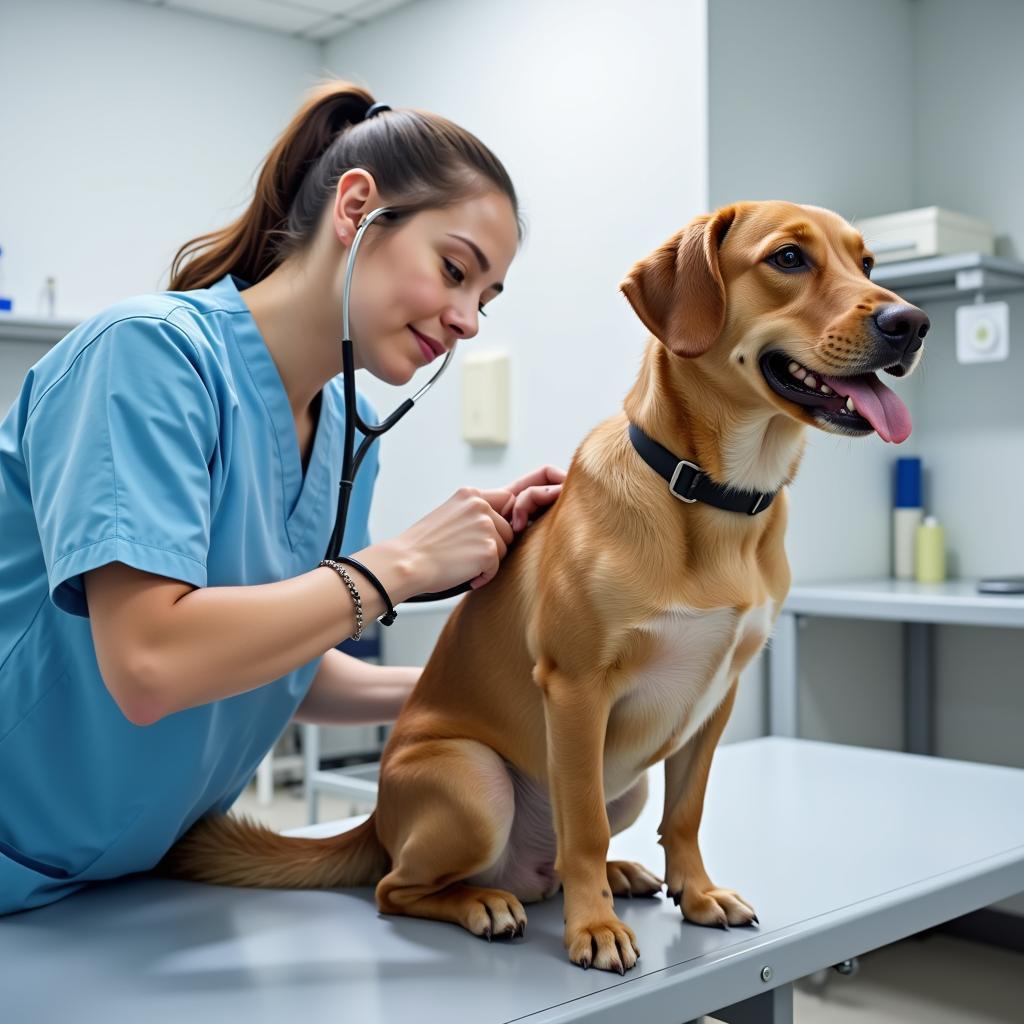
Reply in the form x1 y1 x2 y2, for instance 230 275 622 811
334 555 397 627
319 559 364 641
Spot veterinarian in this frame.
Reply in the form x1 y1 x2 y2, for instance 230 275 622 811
0 80 564 915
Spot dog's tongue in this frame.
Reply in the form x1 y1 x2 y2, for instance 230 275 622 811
820 372 912 444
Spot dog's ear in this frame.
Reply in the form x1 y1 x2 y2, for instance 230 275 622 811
619 205 737 358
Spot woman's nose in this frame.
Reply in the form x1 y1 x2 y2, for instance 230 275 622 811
441 301 478 341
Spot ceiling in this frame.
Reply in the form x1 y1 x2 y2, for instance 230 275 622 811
128 0 418 41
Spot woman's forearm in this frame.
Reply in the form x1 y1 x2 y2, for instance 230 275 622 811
294 648 420 725
142 544 418 721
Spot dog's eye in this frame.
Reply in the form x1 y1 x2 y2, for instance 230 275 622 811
862 256 874 278
768 246 806 271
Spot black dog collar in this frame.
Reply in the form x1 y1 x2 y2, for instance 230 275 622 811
628 422 777 516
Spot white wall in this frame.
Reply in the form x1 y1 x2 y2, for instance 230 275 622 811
324 1 768 744
710 0 919 586
325 0 708 538
913 0 1024 579
709 0 1024 918
707 0 919 750
0 0 319 322
912 0 1024 917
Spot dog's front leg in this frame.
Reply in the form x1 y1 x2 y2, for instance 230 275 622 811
659 678 758 929
538 660 640 974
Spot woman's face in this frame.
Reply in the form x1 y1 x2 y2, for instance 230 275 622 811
343 191 519 385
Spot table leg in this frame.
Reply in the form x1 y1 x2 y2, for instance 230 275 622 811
904 622 934 755
768 611 799 737
303 723 321 825
707 982 794 1024
256 752 274 805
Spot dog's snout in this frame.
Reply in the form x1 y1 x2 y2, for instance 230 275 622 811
873 303 930 356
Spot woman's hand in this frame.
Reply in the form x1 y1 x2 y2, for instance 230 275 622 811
500 465 567 532
387 486 517 594
361 465 567 601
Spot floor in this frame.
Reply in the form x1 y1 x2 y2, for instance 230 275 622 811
230 781 1024 1023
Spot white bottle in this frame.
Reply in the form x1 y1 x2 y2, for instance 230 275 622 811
894 507 923 579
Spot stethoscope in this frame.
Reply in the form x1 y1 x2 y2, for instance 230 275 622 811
322 205 469 604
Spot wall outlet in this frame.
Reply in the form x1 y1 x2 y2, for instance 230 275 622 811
956 301 1009 363
462 350 509 445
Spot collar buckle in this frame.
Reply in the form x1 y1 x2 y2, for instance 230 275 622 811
668 460 703 503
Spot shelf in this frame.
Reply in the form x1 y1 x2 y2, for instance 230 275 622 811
783 577 1024 628
871 252 1024 305
0 314 79 345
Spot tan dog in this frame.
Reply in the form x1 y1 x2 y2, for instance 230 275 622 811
160 201 928 974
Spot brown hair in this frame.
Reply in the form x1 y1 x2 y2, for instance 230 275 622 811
169 80 521 292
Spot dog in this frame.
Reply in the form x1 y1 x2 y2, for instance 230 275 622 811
160 200 928 974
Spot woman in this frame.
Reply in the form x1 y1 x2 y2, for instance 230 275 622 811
0 80 564 915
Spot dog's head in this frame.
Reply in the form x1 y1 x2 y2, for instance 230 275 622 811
619 201 927 444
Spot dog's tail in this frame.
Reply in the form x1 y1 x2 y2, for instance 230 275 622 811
155 811 389 890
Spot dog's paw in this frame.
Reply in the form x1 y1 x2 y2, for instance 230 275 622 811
606 860 663 898
668 883 758 929
459 887 528 941
565 916 640 974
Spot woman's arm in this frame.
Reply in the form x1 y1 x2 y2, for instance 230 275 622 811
85 476 553 727
293 648 420 726
83 542 416 726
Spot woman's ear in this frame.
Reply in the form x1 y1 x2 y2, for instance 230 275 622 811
332 168 379 245
619 205 737 358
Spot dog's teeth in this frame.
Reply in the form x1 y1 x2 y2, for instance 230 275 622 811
820 384 833 395
794 368 807 380
788 361 800 374
846 397 856 413
804 374 817 388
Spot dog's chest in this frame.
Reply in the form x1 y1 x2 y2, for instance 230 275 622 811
606 601 773 788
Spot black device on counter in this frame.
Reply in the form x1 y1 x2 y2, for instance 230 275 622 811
977 576 1024 595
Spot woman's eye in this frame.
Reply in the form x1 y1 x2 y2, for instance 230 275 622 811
478 303 488 318
862 257 874 278
443 258 465 284
768 245 806 270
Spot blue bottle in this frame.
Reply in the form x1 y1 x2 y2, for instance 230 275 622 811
893 457 923 579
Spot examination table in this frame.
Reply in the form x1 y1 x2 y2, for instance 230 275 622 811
3 737 1023 1023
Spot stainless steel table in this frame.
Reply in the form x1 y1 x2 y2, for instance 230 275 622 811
4 738 1023 1023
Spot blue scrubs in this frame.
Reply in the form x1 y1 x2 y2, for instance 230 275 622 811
0 274 378 914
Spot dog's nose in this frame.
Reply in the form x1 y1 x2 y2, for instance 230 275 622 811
873 303 930 356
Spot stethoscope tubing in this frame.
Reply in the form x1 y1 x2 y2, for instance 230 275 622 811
324 206 466 603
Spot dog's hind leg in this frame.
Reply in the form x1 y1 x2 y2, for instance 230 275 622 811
374 738 527 940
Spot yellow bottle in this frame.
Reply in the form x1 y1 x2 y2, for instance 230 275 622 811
915 516 946 583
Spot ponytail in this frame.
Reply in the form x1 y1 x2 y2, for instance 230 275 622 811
169 82 373 292
169 79 519 292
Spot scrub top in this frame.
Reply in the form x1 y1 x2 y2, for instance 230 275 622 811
0 273 379 915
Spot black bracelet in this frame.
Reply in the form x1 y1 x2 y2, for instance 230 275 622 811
335 555 397 626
